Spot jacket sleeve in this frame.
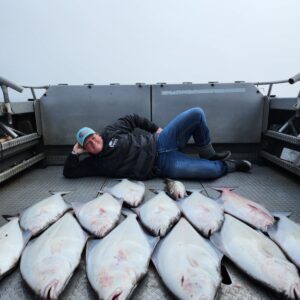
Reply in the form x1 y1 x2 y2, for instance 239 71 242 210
104 114 159 134
63 153 98 178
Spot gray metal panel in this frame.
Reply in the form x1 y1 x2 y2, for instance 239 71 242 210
152 83 264 143
0 102 34 116
270 97 298 110
40 85 151 145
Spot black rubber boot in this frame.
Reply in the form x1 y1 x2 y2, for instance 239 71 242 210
208 151 231 161
198 143 231 161
224 160 252 172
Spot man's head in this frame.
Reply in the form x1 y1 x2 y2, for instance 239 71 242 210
76 127 103 154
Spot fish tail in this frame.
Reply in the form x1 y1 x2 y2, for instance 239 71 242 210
49 191 72 196
209 186 237 193
292 282 300 300
41 279 59 300
2 214 19 221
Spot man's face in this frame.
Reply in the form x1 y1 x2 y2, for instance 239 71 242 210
84 133 103 154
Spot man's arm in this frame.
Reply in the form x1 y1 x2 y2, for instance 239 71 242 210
105 114 161 134
63 144 97 178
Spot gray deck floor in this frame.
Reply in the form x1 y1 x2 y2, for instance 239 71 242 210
0 164 299 299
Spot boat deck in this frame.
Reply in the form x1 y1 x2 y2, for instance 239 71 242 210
0 164 299 299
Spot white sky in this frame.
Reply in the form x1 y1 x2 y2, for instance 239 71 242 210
1 0 300 100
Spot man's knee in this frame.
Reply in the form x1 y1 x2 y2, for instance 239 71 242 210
185 107 205 121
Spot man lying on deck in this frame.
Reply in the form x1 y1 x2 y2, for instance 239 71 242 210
63 107 252 180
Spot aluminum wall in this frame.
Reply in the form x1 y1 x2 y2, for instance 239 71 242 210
39 83 264 145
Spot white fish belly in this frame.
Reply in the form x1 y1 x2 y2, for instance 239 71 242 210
0 218 26 278
139 192 180 236
268 216 300 268
108 179 145 207
181 192 224 237
86 215 152 300
221 190 274 231
20 213 87 299
211 214 300 299
76 193 122 237
20 193 70 236
154 218 222 300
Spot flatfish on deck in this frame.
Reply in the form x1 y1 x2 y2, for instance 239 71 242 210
211 214 300 299
105 179 145 207
177 191 224 237
72 192 122 237
20 213 88 299
268 213 300 269
86 214 159 300
19 191 71 236
0 218 31 280
135 191 181 236
212 187 274 231
152 218 222 300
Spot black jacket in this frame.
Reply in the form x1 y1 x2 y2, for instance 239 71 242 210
63 114 159 180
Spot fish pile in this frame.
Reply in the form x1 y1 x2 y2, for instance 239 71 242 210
1 178 300 300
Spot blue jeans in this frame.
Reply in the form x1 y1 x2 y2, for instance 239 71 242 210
155 108 227 179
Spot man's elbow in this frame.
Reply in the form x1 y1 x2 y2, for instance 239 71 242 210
63 167 75 178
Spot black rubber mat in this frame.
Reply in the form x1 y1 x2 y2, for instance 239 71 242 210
0 165 299 299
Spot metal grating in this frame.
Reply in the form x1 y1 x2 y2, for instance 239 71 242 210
0 153 45 184
0 165 299 299
264 130 300 146
260 150 300 177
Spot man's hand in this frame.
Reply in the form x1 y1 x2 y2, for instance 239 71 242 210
156 127 163 134
72 143 87 155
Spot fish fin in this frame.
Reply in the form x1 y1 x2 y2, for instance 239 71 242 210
272 211 292 219
146 234 160 252
121 208 137 217
48 190 72 196
149 188 160 194
209 186 238 193
2 214 19 221
101 186 110 194
208 239 224 260
176 198 184 210
221 264 232 285
131 206 140 214
86 239 100 258
22 229 32 245
210 231 226 254
151 238 164 270
70 201 85 215
215 198 224 206
96 190 105 197
186 188 205 194
136 181 145 187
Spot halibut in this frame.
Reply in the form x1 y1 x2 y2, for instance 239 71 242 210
20 213 88 299
211 214 300 299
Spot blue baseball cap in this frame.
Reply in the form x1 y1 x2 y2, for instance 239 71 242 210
76 127 96 146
